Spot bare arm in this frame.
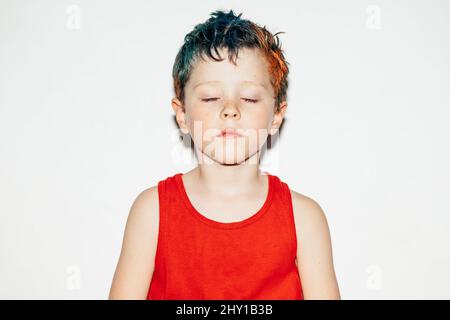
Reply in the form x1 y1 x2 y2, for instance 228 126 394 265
109 186 159 299
291 191 341 300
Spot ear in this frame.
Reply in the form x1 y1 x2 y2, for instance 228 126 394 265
171 98 190 135
270 101 287 135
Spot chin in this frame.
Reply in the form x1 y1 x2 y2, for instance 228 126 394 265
220 156 248 165
200 139 260 165
213 149 261 166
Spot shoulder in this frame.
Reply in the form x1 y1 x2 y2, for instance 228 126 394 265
130 185 159 219
125 185 161 242
288 189 340 299
122 184 160 250
108 185 160 299
289 189 327 224
288 189 331 242
120 185 160 260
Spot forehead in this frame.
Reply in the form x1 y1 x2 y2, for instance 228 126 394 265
187 47 272 90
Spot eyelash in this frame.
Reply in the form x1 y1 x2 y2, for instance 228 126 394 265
202 98 258 103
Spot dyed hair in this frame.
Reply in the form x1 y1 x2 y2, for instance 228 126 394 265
172 9 290 113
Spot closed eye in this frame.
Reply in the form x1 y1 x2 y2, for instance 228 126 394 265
242 98 258 103
201 98 258 103
202 98 219 102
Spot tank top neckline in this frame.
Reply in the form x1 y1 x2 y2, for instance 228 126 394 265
174 172 275 230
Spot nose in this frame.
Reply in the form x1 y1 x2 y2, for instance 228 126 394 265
220 102 241 120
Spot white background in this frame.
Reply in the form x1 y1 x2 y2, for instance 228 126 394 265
1 0 449 299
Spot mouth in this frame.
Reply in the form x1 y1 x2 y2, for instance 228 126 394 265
217 128 244 138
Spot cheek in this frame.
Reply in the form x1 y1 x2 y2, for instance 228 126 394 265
248 108 273 129
187 110 214 133
185 109 218 143
185 105 211 124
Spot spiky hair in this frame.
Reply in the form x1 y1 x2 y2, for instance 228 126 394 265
172 9 290 112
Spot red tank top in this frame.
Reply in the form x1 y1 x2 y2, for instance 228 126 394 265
147 172 303 300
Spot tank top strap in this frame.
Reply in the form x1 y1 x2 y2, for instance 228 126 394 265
277 176 298 257
268 173 292 211
265 173 298 256
151 173 181 300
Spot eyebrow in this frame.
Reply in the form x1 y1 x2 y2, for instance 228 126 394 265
193 80 267 90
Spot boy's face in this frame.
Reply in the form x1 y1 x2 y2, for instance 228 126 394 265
172 47 286 165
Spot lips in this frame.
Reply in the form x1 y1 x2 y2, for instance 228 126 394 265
218 128 243 138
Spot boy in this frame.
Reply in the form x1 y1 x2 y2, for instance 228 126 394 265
109 9 340 300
